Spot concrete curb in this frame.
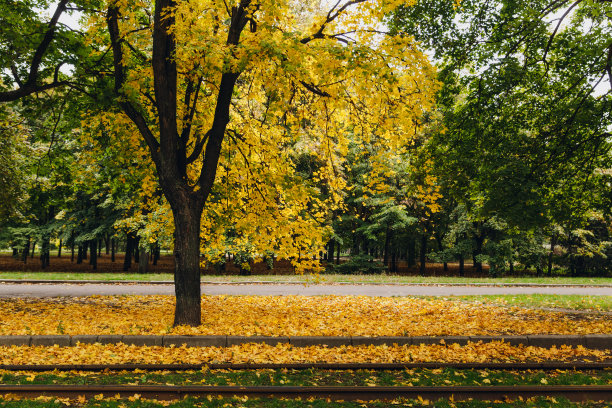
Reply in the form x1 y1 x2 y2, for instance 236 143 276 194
1 279 611 287
0 335 609 349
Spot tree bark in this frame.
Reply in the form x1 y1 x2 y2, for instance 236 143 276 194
77 245 83 264
170 200 203 327
58 238 62 257
459 255 464 277
22 237 30 263
123 232 136 271
111 238 116 262
547 232 556 276
138 243 149 274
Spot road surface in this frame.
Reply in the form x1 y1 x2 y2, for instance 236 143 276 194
0 283 610 297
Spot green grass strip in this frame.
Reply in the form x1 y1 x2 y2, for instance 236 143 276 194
0 272 611 285
1 368 610 387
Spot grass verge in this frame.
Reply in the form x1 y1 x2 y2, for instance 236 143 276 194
454 294 612 312
1 368 610 387
0 396 606 407
0 272 610 285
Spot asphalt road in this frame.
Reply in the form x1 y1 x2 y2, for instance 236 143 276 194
0 283 611 297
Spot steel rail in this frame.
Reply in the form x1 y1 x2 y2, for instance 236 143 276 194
0 384 610 402
0 362 610 371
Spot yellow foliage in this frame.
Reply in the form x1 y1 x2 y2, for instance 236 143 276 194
0 296 609 336
77 0 441 271
0 342 607 365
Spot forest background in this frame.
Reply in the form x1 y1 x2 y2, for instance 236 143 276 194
0 0 611 294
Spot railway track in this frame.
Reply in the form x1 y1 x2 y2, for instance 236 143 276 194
0 384 610 401
1 361 611 371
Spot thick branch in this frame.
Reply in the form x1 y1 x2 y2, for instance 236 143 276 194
107 2 160 166
0 0 69 102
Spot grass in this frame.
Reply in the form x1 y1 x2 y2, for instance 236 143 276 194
0 396 605 407
454 294 612 312
0 271 610 285
1 368 610 387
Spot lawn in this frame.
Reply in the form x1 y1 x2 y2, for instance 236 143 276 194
0 271 611 285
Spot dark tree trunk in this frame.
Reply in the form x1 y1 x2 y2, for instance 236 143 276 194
98 239 102 256
383 226 391 268
82 242 87 260
419 234 427 276
509 260 514 275
473 234 484 274
123 232 136 271
547 233 556 276
71 241 75 262
40 236 50 269
58 238 62 257
390 250 397 273
134 237 140 263
153 243 160 265
105 234 110 255
459 255 464 277
407 237 416 267
171 200 203 327
22 237 30 263
336 243 340 264
327 239 335 264
90 240 97 270
77 245 83 264
31 241 36 258
111 238 116 262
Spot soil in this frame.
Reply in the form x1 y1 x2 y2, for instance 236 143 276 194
0 253 497 277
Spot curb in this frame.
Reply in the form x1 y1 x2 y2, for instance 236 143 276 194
1 279 611 288
0 335 610 349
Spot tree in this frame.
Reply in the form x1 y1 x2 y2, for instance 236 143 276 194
70 0 437 326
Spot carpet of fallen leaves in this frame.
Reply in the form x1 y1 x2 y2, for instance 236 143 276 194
0 295 610 336
0 342 609 365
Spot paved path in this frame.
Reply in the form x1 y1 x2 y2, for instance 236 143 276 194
0 283 611 297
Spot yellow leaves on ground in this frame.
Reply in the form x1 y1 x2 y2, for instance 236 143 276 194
0 342 608 365
0 295 610 336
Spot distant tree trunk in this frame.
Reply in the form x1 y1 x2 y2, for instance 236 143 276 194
407 237 416 267
390 250 398 273
123 232 136 271
138 244 148 274
31 241 36 258
111 238 116 262
22 237 30 263
57 239 62 257
509 260 514 275
77 245 83 264
12 247 18 257
419 234 427 276
473 234 484 274
435 234 447 272
547 233 556 276
82 243 87 260
105 234 110 255
459 254 464 277
90 240 97 270
336 244 340 264
71 242 75 262
98 239 102 257
383 226 391 268
327 239 335 264
40 236 50 269
153 243 160 265
134 237 140 263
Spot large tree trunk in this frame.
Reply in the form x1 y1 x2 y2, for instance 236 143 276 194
171 200 203 327
123 232 136 271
